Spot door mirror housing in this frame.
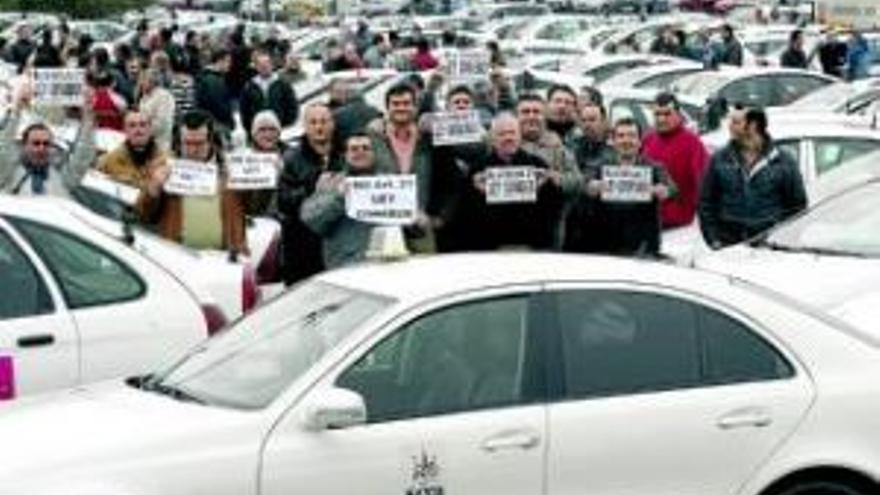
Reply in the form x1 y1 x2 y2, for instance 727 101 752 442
301 387 367 431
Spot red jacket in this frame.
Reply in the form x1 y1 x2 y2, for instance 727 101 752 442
642 126 708 228
411 51 439 71
92 87 125 131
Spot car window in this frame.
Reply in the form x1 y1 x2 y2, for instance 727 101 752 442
813 138 880 175
0 229 53 320
555 290 700 399
700 307 794 384
609 100 651 130
586 61 647 85
554 290 794 399
775 75 831 106
11 219 144 309
720 76 775 108
338 296 531 423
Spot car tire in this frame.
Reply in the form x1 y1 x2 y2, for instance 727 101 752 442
773 480 873 495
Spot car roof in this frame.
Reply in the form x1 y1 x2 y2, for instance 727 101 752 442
673 67 835 98
316 252 730 303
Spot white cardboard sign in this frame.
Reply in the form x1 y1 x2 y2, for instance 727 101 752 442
32 68 85 107
432 110 484 146
601 165 653 203
345 174 418 225
164 159 218 196
446 49 491 80
485 166 537 204
227 151 279 190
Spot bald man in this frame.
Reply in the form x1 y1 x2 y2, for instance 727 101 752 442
466 113 564 250
278 103 346 284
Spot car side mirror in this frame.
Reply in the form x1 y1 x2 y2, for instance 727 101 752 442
301 387 367 431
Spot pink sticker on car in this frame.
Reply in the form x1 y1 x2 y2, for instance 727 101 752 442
0 356 16 400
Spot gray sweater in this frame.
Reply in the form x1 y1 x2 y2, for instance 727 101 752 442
300 183 376 269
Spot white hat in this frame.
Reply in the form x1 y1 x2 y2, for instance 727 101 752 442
251 110 281 135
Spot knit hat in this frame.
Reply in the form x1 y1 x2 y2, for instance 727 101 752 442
251 110 281 135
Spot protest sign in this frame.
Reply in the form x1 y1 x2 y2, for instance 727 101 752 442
345 174 418 225
164 160 218 196
432 110 485 146
601 166 653 203
446 49 491 81
485 166 537 204
81 170 141 206
227 151 279 190
32 68 85 107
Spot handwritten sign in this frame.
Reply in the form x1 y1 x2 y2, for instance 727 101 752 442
345 174 417 225
164 159 218 196
432 110 484 146
0 356 15 401
227 151 279 190
485 166 537 204
446 49 491 80
81 169 141 206
601 166 653 203
32 68 85 107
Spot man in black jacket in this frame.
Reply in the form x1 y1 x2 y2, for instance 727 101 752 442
468 113 563 250
277 104 345 285
240 51 299 139
780 29 808 69
195 48 235 136
699 107 807 248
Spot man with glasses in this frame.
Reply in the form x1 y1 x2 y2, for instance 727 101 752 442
0 86 96 197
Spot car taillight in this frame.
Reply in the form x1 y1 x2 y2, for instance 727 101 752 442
202 304 227 337
242 263 261 314
256 232 281 285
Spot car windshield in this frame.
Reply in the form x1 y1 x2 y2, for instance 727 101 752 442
789 82 857 110
145 280 394 410
765 181 880 257
672 71 731 99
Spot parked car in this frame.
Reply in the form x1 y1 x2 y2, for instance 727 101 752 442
0 196 212 400
4 253 880 495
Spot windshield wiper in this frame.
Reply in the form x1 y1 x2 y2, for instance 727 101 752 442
130 375 207 405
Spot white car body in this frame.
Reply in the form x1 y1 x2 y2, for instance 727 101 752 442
4 253 880 494
0 196 208 400
598 59 704 91
779 77 880 116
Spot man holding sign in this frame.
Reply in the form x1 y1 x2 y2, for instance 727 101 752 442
468 113 564 251
119 110 261 254
582 118 674 257
301 133 384 269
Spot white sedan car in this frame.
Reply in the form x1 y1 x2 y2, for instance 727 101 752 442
0 196 209 401
3 253 880 495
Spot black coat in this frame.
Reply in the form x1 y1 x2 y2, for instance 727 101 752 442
277 139 345 284
195 69 235 131
699 143 807 248
240 77 299 136
466 148 563 250
564 137 615 253
780 47 808 69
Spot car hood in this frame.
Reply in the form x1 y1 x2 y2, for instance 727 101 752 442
695 245 880 328
0 381 260 486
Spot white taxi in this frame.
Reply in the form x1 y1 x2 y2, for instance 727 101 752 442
3 253 880 495
0 196 209 401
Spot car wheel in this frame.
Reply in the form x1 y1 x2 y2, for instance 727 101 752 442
774 480 873 495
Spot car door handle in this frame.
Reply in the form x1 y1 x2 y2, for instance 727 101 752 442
481 430 541 452
717 408 773 430
17 334 55 349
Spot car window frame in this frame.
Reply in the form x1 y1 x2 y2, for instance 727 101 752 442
7 216 147 310
540 281 801 404
320 284 551 426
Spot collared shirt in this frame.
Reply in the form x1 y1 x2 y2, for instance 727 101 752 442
387 124 418 174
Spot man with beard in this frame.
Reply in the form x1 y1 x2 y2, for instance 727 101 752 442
278 103 345 284
0 87 96 197
97 111 170 222
545 84 579 144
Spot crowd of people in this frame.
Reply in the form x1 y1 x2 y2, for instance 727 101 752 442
0 16 814 287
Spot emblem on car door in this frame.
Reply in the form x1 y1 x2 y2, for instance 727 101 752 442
406 448 444 495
